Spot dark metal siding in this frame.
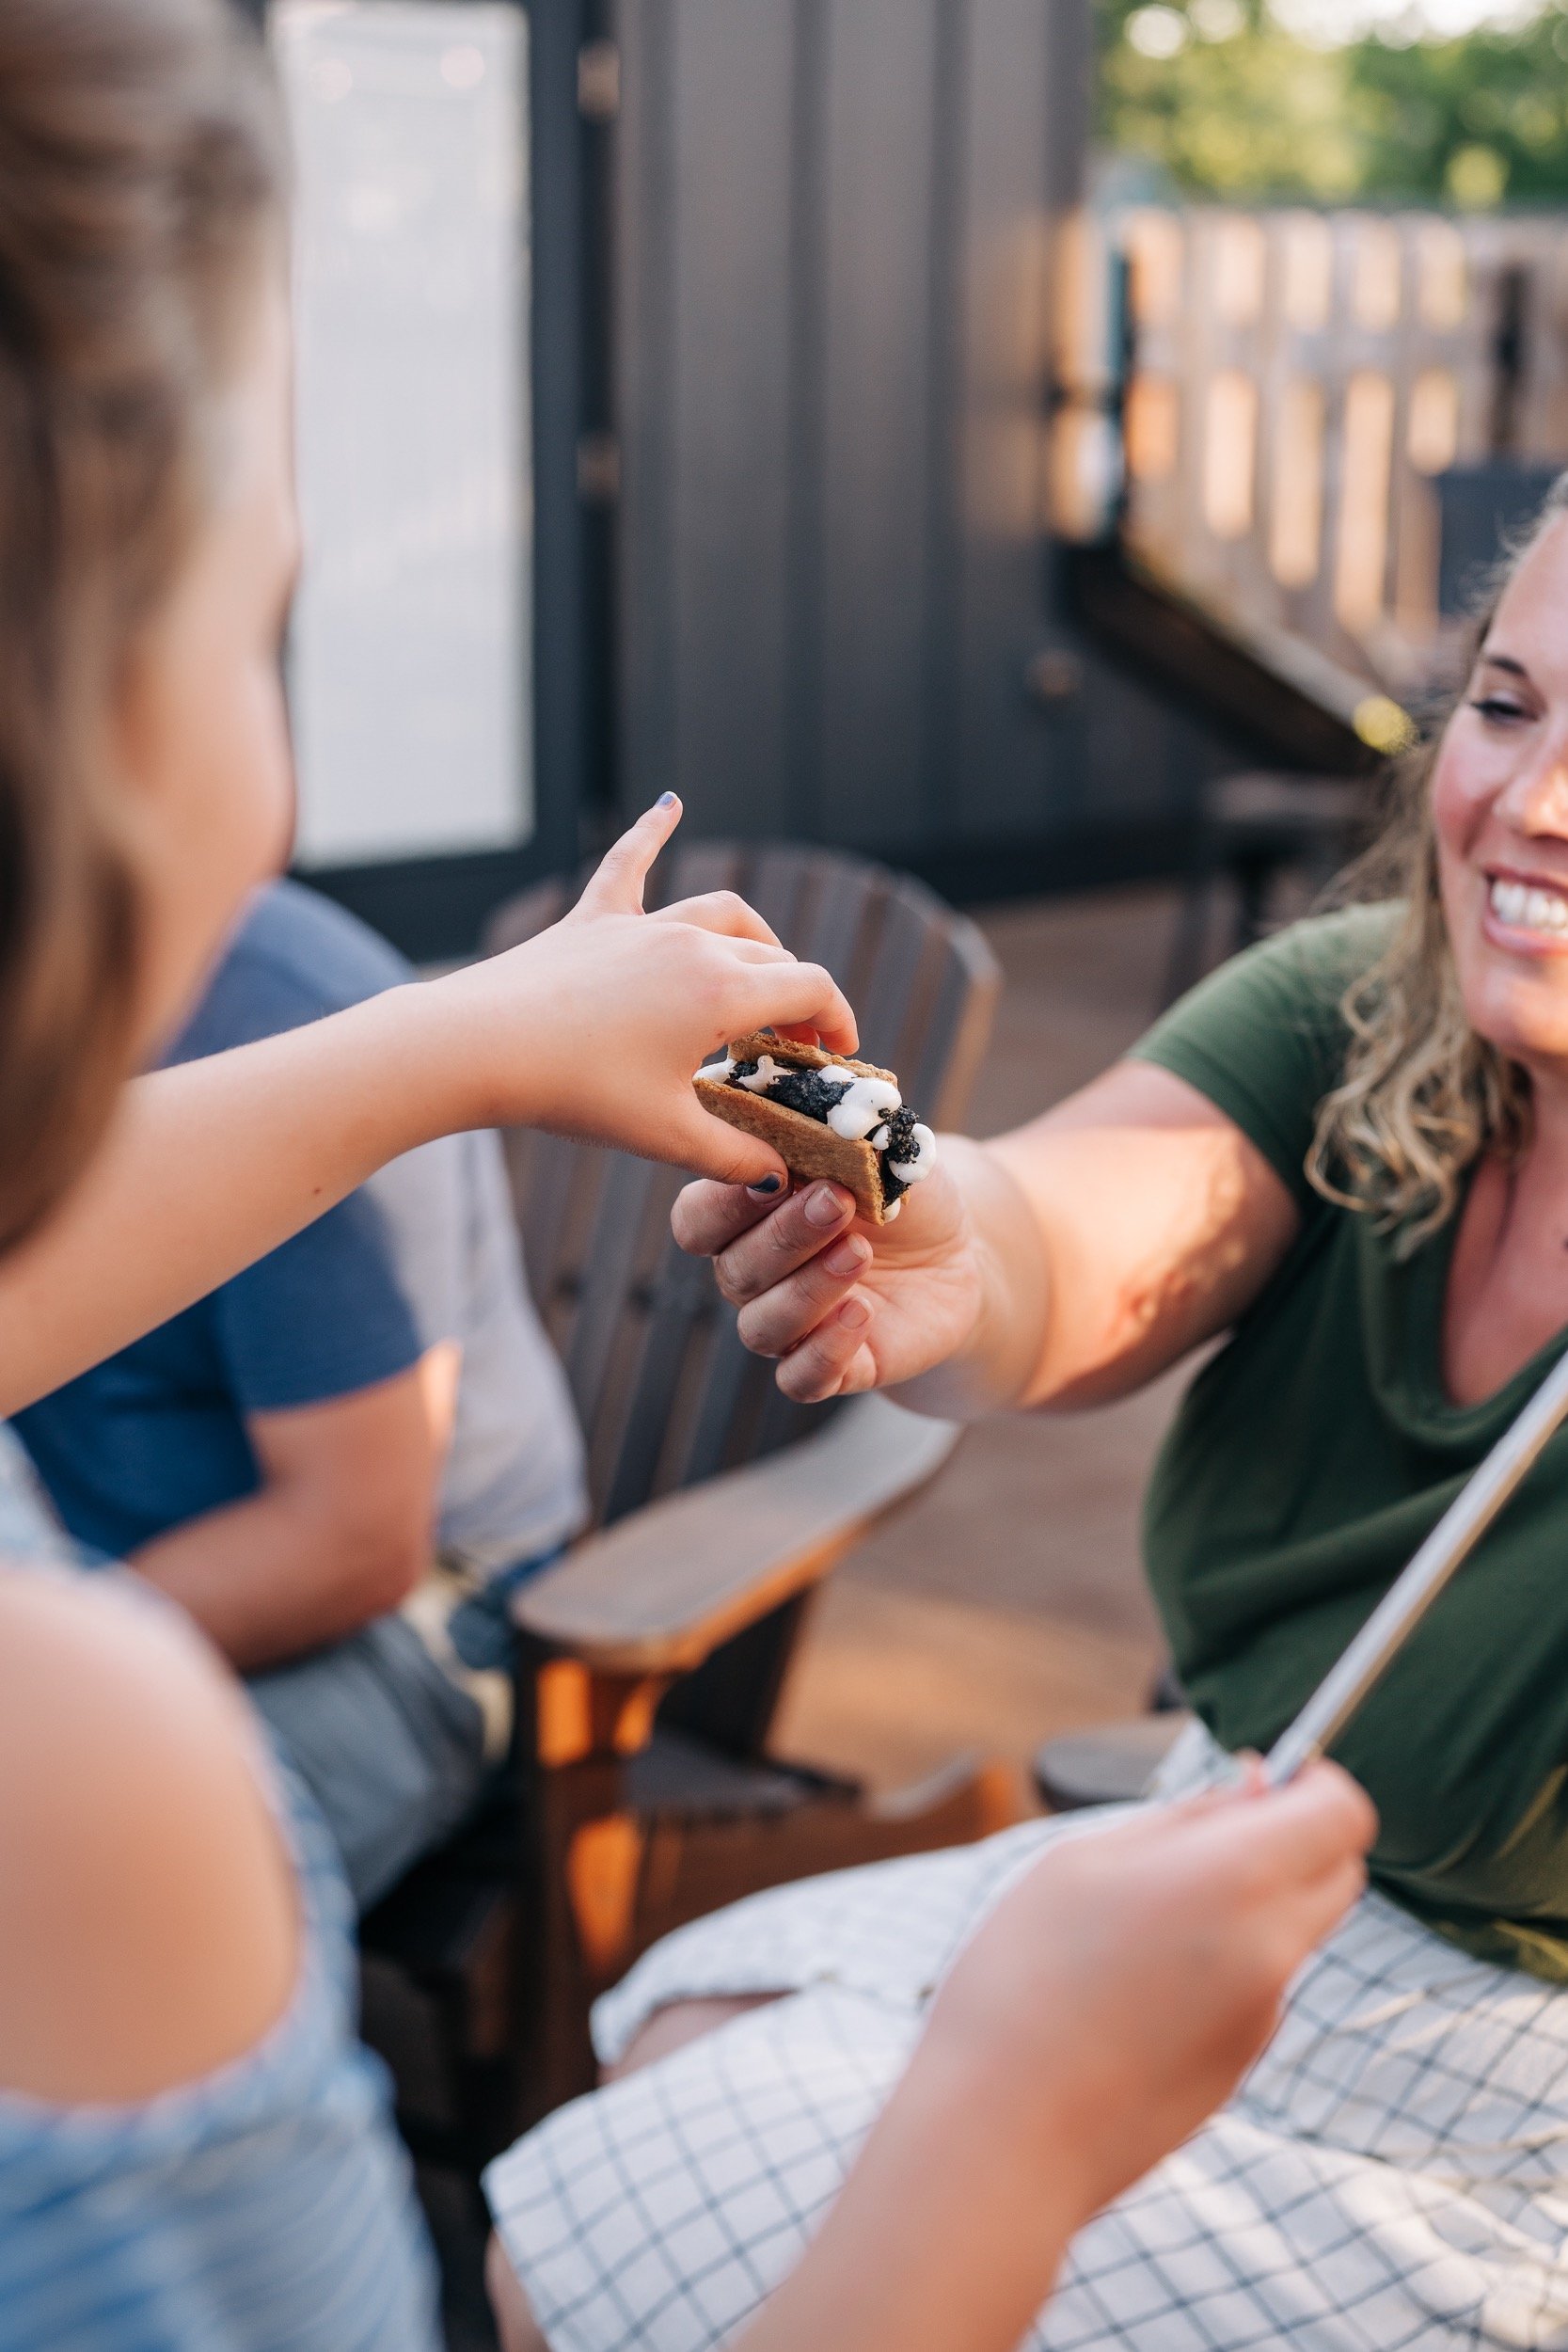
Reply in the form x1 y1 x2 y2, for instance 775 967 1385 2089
610 0 1154 876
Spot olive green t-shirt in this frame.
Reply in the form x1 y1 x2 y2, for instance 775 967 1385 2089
1134 906 1568 1981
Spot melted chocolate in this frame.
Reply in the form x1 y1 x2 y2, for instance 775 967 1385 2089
879 1105 921 1205
762 1066 851 1122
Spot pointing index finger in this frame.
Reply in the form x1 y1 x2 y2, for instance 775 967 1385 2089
575 794 683 916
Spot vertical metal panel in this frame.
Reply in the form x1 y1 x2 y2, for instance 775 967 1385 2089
949 0 1058 839
615 0 681 802
529 0 601 874
614 0 1096 863
813 0 942 850
673 0 799 829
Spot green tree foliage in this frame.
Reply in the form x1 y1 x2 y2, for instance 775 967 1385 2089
1097 0 1568 207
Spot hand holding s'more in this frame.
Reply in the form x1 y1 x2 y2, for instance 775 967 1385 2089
694 1031 938 1224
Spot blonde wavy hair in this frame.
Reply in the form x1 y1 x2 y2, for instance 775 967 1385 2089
1306 469 1568 1254
0 0 282 1254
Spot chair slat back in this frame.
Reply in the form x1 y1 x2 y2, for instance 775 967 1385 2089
483 840 999 1526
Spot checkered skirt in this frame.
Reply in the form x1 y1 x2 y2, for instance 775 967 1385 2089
486 1809 1568 2351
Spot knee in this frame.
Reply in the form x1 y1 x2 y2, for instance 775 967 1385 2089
486 2234 549 2352
603 1991 786 2084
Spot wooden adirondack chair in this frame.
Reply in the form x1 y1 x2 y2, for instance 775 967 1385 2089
360 839 1008 2167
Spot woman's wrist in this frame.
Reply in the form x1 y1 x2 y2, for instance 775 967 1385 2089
890 1136 1051 1420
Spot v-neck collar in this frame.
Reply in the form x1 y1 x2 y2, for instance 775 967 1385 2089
1399 1168 1568 1439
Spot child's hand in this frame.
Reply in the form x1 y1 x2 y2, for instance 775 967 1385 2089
920 1761 1375 2232
426 798 858 1183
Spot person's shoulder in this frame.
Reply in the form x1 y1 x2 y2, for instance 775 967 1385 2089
1169 902 1400 1043
1257 901 1402 999
241 880 415 1000
1132 905 1401 1203
169 882 415 1058
0 1573 298 2104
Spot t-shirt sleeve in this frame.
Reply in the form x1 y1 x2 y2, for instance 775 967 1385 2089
190 909 462 1417
1128 906 1397 1211
214 1186 429 1415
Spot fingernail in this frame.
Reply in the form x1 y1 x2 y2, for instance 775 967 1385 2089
804 1184 849 1230
656 790 677 808
839 1295 872 1331
747 1173 783 1198
824 1237 868 1278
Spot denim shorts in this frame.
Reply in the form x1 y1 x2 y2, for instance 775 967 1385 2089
248 1613 491 1913
246 1547 565 1912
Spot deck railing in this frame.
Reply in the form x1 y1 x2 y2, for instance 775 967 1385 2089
1054 205 1568 691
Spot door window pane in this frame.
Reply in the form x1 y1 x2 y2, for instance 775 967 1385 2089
275 1 531 866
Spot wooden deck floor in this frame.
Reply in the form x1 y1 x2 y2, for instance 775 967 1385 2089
773 882 1190 1808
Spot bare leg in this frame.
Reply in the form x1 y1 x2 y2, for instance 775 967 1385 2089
487 2233 549 2352
603 1991 786 2084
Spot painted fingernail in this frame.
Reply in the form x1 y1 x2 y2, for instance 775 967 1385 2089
804 1184 849 1230
656 790 677 808
839 1295 872 1330
824 1238 869 1278
747 1173 783 1198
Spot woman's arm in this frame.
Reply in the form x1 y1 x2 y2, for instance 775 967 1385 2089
673 1058 1301 1416
0 802 858 1416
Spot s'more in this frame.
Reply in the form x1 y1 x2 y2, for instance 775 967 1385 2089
693 1031 937 1226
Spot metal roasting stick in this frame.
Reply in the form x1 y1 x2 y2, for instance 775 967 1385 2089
1264 1343 1568 1786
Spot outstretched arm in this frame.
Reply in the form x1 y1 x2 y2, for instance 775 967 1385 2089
673 1058 1300 1417
0 800 856 1416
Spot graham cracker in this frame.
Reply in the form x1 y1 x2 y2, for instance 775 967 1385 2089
722 1031 897 1088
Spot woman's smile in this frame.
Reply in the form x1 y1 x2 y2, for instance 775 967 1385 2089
1482 869 1568 956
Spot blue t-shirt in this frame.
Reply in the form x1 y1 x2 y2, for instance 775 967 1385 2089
15 882 585 1574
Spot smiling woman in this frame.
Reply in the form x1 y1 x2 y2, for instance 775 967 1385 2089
497 466 1568 2352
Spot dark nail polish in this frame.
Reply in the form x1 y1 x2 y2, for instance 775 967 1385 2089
748 1173 783 1197
656 790 677 808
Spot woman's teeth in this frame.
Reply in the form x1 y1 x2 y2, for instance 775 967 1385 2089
1490 878 1568 936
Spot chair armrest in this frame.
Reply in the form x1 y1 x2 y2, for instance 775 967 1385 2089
513 1394 960 1675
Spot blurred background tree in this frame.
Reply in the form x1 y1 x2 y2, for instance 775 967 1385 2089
1097 0 1568 207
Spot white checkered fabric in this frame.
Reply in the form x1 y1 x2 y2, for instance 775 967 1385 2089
486 1811 1568 2352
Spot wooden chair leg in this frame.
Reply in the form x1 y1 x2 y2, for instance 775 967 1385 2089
513 1644 1021 2132
515 1645 669 2131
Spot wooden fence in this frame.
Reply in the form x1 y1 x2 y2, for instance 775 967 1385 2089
1054 206 1568 691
